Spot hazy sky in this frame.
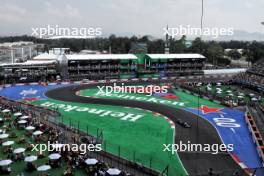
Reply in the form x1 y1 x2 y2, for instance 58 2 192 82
0 0 263 37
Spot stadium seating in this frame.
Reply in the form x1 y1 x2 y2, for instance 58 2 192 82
247 58 264 76
232 59 264 92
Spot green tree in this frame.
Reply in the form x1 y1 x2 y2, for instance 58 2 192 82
188 37 208 55
206 42 225 66
227 50 241 60
170 35 187 53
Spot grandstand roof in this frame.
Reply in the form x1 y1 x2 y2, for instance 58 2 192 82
0 41 34 48
1 60 57 67
146 54 205 59
67 54 138 61
33 53 58 60
32 53 205 61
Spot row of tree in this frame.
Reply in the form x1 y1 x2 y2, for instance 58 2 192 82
1 35 264 65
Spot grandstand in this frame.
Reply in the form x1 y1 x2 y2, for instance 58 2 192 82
233 58 264 92
0 60 58 83
67 54 138 80
247 58 264 76
142 54 205 77
231 58 264 156
0 53 206 82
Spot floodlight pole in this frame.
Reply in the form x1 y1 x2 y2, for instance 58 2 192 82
195 80 200 176
195 0 204 175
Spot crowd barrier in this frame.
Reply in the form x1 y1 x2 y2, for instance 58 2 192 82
0 73 235 87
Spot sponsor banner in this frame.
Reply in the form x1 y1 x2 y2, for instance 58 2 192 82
153 93 179 100
40 101 144 122
93 92 186 107
0 84 63 101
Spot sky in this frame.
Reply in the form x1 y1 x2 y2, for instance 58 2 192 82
0 0 263 39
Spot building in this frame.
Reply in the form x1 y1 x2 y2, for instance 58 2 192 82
0 53 205 83
0 42 44 64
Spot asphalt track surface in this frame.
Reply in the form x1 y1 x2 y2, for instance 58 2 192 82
45 82 246 176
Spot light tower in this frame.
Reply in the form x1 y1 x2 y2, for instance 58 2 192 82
164 25 170 54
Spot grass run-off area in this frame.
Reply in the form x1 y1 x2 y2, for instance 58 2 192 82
31 99 186 176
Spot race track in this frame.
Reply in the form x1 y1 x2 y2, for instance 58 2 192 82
45 82 246 176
